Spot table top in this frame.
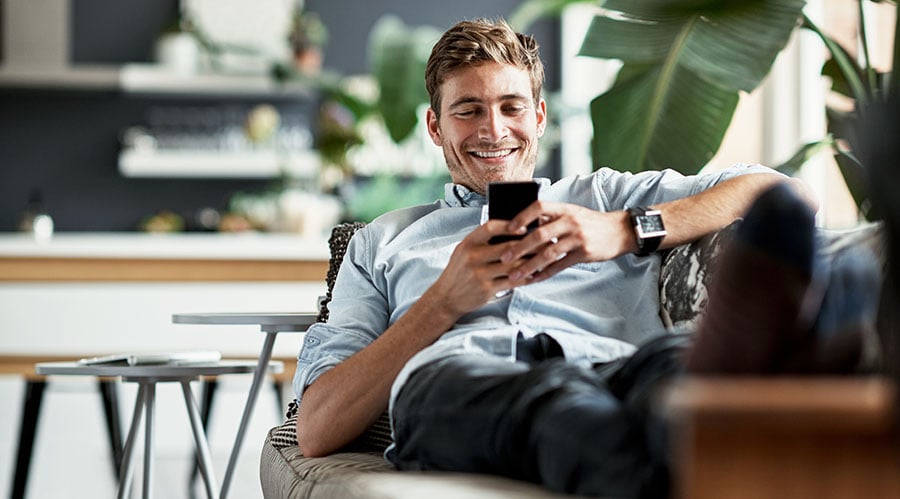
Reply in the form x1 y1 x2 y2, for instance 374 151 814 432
172 312 318 329
35 359 281 379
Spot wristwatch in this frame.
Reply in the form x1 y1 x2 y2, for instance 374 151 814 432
626 206 666 256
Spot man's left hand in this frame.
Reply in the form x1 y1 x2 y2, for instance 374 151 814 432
499 201 632 283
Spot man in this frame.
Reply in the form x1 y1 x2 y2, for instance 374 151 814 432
292 18 865 498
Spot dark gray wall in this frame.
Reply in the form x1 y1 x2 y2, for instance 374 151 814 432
0 0 559 231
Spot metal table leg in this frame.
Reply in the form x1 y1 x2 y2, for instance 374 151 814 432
181 381 219 499
118 383 146 499
143 382 155 499
220 331 277 499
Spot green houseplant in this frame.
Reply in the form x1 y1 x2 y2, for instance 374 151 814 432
797 1 900 219
276 15 448 222
514 0 806 175
511 0 898 220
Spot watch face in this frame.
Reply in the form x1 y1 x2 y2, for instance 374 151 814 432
636 212 666 238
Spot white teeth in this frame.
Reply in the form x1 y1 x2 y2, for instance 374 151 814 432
472 149 512 158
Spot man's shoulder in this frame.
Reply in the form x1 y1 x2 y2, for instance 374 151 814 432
361 200 445 238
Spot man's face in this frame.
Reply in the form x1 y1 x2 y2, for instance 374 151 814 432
426 62 546 195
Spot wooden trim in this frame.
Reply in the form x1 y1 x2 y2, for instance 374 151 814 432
0 354 298 382
666 377 900 499
664 376 897 433
0 257 328 282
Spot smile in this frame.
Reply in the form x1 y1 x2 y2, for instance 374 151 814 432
470 149 515 159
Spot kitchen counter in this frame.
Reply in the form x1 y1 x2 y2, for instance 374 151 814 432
0 232 330 282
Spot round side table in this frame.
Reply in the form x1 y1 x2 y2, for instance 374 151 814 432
35 360 282 499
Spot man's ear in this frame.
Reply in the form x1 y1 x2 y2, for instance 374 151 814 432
536 99 547 138
426 107 443 146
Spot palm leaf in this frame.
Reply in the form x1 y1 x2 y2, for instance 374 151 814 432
803 13 870 106
580 0 804 172
591 64 738 173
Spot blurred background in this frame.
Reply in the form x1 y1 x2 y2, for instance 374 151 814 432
0 0 560 234
0 1 895 498
0 0 892 234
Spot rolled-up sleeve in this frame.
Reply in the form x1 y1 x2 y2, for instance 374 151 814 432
292 226 391 404
292 323 379 404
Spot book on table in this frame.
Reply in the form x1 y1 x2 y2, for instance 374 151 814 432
78 350 222 366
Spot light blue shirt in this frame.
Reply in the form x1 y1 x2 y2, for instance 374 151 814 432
294 164 775 418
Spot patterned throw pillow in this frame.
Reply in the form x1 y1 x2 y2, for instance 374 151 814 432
659 221 741 331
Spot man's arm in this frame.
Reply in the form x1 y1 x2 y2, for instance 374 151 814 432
500 173 814 284
296 219 533 457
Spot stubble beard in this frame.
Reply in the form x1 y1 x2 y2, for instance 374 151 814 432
443 140 539 195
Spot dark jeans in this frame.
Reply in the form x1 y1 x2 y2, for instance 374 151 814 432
387 333 690 499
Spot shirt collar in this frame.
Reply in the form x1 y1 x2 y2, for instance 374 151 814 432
444 178 551 208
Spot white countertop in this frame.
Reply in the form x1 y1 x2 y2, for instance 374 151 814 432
0 232 330 260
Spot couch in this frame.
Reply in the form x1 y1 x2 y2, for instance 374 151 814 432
259 220 887 499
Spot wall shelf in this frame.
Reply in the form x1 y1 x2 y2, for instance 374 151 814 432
118 148 321 178
118 64 312 98
0 63 312 98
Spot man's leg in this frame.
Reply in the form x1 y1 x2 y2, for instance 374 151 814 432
389 337 688 499
687 182 880 373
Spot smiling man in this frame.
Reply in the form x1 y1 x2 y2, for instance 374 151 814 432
290 18 848 498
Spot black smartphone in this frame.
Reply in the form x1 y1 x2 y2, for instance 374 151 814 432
488 181 539 244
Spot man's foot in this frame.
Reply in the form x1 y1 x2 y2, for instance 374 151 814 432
686 183 823 374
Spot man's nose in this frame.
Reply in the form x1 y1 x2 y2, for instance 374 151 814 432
478 110 508 141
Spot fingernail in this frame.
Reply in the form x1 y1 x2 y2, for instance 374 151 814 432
501 251 513 263
509 270 522 281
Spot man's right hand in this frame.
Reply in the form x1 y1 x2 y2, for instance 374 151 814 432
427 219 534 318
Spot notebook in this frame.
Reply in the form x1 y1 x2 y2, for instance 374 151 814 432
78 350 222 366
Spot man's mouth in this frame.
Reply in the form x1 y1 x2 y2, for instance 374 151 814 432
470 149 516 159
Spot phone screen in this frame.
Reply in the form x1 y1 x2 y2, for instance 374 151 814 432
488 181 539 244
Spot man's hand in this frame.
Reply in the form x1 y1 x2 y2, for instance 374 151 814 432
497 201 633 284
428 220 543 317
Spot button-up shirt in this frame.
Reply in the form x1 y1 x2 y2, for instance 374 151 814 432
294 164 774 422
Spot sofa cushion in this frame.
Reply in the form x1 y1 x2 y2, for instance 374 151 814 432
260 427 577 499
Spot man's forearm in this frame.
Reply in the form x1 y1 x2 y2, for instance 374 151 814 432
653 173 813 250
295 287 459 457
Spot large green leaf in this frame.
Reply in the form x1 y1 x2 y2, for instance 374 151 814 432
591 63 738 173
581 0 804 172
369 16 440 143
585 0 804 92
509 0 599 31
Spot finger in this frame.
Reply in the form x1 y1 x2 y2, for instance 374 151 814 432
502 223 567 264
507 236 571 281
472 220 516 245
507 200 555 234
523 252 582 284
